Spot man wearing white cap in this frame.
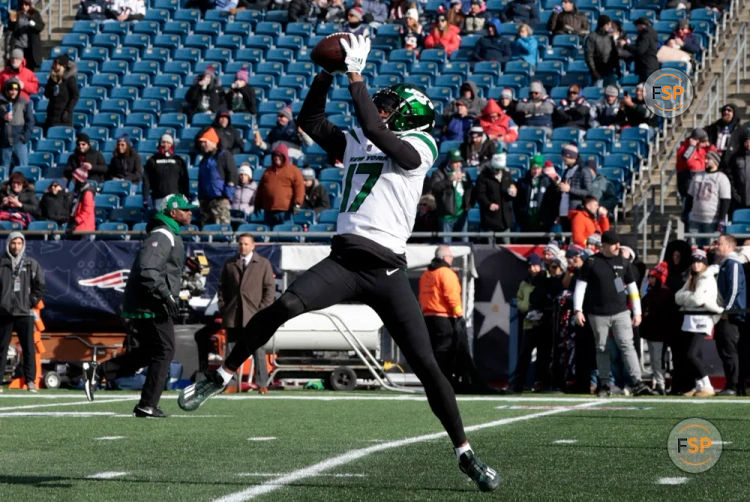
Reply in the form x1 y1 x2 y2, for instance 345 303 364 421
590 85 625 130
516 80 554 134
143 133 190 210
301 167 330 216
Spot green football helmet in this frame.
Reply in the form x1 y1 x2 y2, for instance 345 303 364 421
372 83 435 133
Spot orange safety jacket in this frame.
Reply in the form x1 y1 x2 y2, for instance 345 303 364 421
419 260 463 318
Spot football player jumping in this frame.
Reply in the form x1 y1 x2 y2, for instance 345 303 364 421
178 34 499 492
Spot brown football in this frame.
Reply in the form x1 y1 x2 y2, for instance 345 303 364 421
310 32 350 73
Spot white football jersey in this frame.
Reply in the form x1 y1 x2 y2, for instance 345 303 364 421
336 127 437 255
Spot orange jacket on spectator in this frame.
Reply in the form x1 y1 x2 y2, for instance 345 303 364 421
424 23 461 56
255 144 305 212
0 58 39 101
419 259 463 317
478 99 519 143
568 207 610 247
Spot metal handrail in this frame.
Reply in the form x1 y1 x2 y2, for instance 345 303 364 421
722 23 748 104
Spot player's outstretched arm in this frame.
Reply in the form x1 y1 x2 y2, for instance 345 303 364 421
297 72 347 160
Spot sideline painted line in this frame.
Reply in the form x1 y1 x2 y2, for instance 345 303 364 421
212 400 602 502
553 439 578 444
87 471 128 480
95 436 126 441
0 397 135 412
247 437 276 441
0 411 116 417
238 472 366 478
656 477 689 485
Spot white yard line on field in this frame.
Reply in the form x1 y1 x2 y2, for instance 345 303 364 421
95 436 126 441
553 439 578 444
212 400 602 502
237 472 366 478
656 477 689 485
247 437 277 441
0 397 136 412
87 471 129 480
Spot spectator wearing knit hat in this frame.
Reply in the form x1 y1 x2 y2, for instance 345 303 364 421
475 149 516 233
400 8 426 51
676 128 713 199
515 153 557 232
195 110 244 155
585 15 620 87
557 142 593 229
553 84 590 129
516 81 554 134
510 252 546 393
232 163 257 216
640 261 672 395
197 127 238 225
707 104 745 171
43 54 78 130
460 126 495 169
39 179 72 225
254 105 312 161
225 66 257 116
255 143 305 228
66 164 96 234
64 133 107 185
431 148 474 242
0 78 33 170
497 87 524 126
184 66 225 118
620 17 659 83
0 171 40 226
106 134 142 183
589 85 625 130
0 48 39 102
301 167 330 216
143 134 190 210
342 6 371 37
684 149 731 246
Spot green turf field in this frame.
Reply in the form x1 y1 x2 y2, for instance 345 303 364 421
1 391 748 501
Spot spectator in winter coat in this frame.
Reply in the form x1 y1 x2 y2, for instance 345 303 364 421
730 133 750 210
442 81 486 120
498 87 524 126
441 98 477 142
0 49 38 101
446 0 465 29
684 150 731 246
310 0 346 24
547 0 589 38
197 127 238 225
511 253 547 392
621 17 659 83
400 9 426 50
511 23 538 68
431 149 473 242
553 84 590 129
585 15 620 87
232 163 257 216
622 83 658 128
587 158 619 213
40 180 72 225
425 14 462 56
412 194 439 237
0 172 40 225
254 106 312 161
475 150 516 232
0 78 33 170
676 128 712 199
516 81 555 134
106 135 142 183
671 17 703 55
67 165 96 234
460 126 496 169
110 0 145 20
301 167 330 216
502 0 539 25
185 67 225 118
76 0 112 20
255 144 305 228
287 0 312 21
143 134 190 210
196 110 244 155
358 0 388 25
478 99 519 144
558 143 593 226
472 18 512 63
463 0 489 34
225 66 257 116
515 154 556 232
7 0 44 71
707 103 745 171
64 133 107 185
589 85 626 130
569 195 610 247
342 7 371 38
639 262 672 394
44 54 78 130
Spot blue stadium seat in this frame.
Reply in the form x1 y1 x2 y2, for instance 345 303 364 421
234 9 262 24
46 126 75 142
318 208 339 225
27 220 58 235
732 209 750 224
271 222 303 242
201 223 233 242
12 165 41 181
108 207 144 225
101 180 132 198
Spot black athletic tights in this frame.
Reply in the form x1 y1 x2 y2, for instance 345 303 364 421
225 256 468 447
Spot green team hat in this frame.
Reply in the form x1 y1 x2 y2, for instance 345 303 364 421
448 148 463 162
531 154 545 168
161 193 198 212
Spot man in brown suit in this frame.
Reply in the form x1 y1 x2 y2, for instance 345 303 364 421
196 234 275 392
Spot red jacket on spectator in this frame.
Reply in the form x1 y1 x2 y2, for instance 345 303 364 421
568 207 610 247
676 138 713 173
0 58 39 101
424 23 461 56
70 187 95 232
478 99 519 143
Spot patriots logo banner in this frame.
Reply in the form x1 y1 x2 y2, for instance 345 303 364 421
471 246 534 381
24 241 280 329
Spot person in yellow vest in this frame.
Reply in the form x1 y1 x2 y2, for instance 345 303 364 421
419 245 464 384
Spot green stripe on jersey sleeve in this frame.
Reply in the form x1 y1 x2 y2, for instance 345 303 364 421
401 132 438 162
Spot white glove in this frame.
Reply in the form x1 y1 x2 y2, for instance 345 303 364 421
29 20 35 26
340 34 370 74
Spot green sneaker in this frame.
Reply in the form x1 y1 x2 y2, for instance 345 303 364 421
177 371 227 411
459 451 500 492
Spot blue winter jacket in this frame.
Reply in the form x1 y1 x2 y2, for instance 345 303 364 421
512 35 538 67
717 256 747 322
198 148 238 201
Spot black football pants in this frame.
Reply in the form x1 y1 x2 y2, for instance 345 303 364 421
225 255 468 447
